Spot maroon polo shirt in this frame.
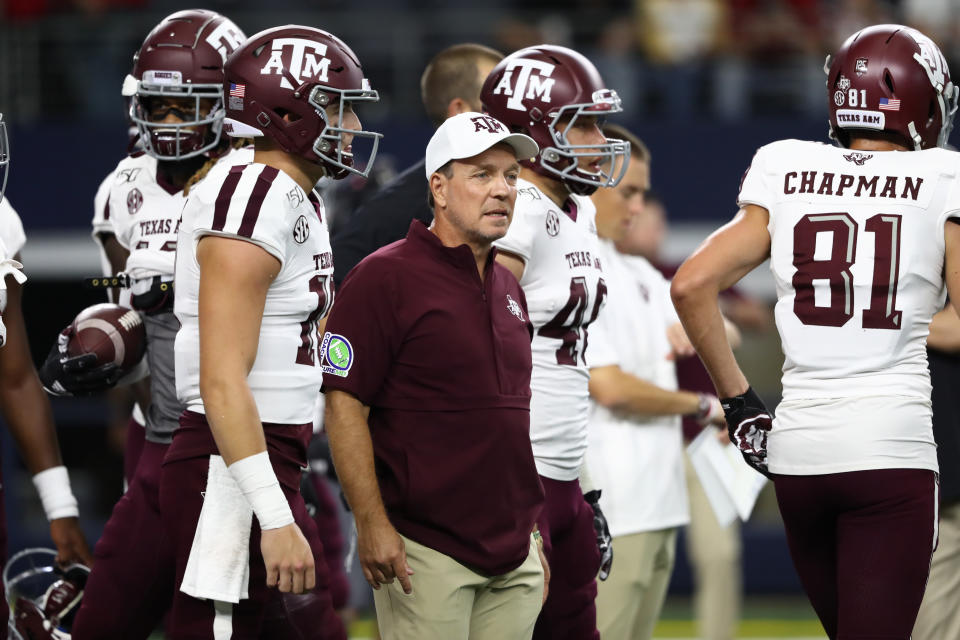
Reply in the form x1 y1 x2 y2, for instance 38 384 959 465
322 220 544 576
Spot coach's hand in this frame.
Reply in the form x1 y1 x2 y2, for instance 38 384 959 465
261 523 316 594
721 386 773 479
50 517 93 567
358 513 413 594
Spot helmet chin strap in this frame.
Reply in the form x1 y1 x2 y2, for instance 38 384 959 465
907 121 923 150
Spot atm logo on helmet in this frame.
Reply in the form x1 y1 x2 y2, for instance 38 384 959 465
492 59 557 111
205 20 245 63
260 38 331 89
908 31 949 91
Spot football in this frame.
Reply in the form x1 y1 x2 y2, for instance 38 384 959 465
67 303 146 370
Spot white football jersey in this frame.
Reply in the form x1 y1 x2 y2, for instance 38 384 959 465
740 139 960 474
585 243 689 536
107 148 253 281
91 171 114 247
174 161 335 425
494 178 606 480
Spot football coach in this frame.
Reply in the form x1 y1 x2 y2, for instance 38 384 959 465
323 111 547 640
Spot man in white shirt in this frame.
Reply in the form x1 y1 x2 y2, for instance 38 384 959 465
585 124 726 640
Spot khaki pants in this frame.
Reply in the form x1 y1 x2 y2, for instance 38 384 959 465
685 452 742 640
596 528 677 640
913 500 960 640
373 534 544 640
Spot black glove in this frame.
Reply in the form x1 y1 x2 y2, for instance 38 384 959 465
38 327 122 397
584 489 613 581
720 386 773 478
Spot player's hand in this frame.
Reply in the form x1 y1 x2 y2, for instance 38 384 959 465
38 326 121 397
665 322 695 360
357 513 413 594
49 517 93 567
261 523 316 594
584 490 613 581
720 386 773 478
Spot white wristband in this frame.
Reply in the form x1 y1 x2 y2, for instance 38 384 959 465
32 466 79 521
228 451 294 530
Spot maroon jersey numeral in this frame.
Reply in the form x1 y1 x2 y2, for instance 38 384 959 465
538 276 606 366
862 214 903 329
792 212 902 330
793 213 857 327
296 274 333 366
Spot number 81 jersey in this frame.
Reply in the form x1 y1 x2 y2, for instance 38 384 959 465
740 139 960 403
494 178 606 481
174 161 335 425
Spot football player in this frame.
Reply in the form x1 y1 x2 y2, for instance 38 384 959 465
482 45 628 640
0 117 92 640
55 10 254 640
671 24 960 639
163 24 380 638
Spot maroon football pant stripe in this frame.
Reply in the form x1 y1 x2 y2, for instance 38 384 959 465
123 413 146 489
774 469 937 640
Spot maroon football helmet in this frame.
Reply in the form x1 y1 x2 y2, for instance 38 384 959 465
123 10 246 161
222 25 382 179
0 111 9 203
826 24 958 150
4 548 90 639
481 44 629 196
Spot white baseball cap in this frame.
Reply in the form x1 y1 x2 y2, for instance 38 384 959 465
425 111 539 178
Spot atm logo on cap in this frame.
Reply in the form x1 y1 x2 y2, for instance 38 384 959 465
471 116 505 133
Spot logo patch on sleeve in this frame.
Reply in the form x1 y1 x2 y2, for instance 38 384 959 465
320 332 353 377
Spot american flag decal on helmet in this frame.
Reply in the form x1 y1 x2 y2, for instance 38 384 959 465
879 97 901 111
229 83 246 98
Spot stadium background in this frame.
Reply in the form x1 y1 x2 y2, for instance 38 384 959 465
1 1 957 637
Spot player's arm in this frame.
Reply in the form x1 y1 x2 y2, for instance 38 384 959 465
944 221 960 325
0 257 92 566
325 389 413 594
670 204 771 398
94 230 152 411
495 250 526 282
96 231 130 283
196 235 314 595
588 365 722 423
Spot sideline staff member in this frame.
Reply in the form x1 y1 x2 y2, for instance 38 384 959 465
323 112 546 640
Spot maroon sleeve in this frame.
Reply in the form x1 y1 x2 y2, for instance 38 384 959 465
320 258 400 405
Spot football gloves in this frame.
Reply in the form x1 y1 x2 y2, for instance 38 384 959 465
584 489 613 581
38 326 122 397
720 386 773 479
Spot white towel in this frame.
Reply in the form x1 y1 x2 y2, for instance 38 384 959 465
181 455 253 603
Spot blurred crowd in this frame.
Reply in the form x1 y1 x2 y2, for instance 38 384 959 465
3 0 960 124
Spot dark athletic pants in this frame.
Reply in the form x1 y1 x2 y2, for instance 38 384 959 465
774 469 938 640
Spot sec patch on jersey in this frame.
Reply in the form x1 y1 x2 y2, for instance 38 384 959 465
68 303 146 369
